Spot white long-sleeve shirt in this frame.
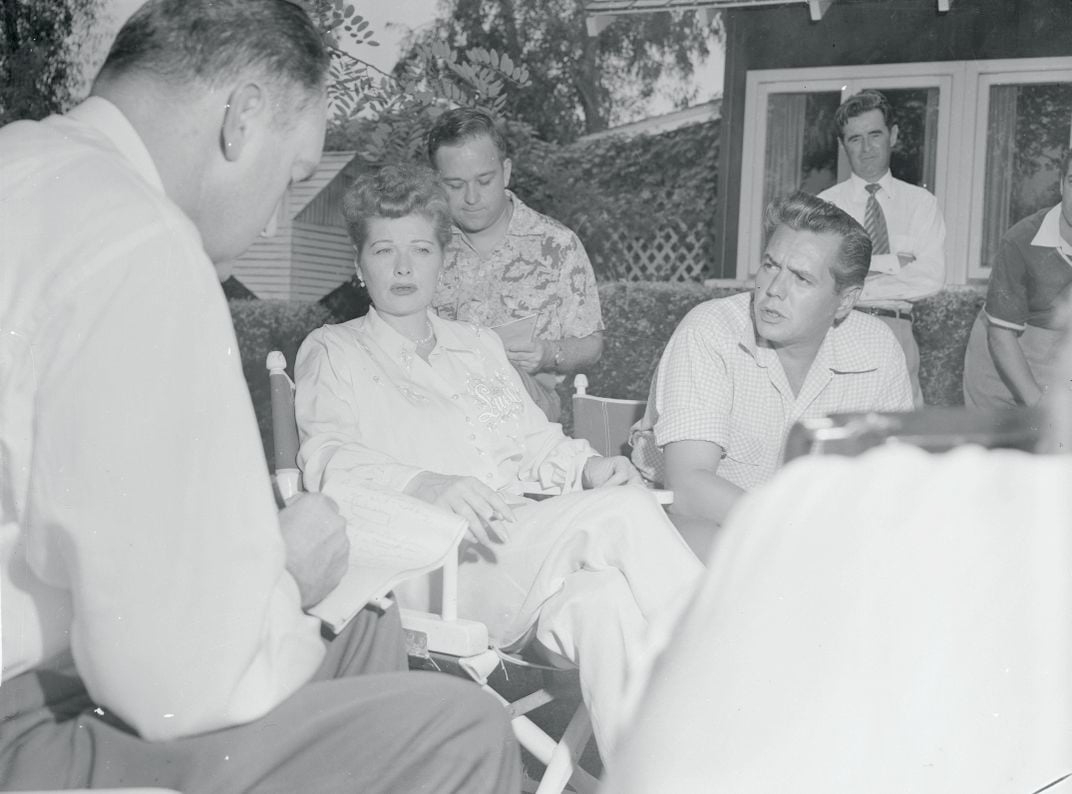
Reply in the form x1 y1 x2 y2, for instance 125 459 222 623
819 171 947 309
0 98 325 740
295 308 597 498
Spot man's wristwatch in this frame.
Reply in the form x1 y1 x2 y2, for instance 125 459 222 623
553 342 566 372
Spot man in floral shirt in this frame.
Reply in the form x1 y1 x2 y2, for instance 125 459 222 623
428 107 604 421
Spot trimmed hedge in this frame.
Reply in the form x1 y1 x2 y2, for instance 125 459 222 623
230 282 987 465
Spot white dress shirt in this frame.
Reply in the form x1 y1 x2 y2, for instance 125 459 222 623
820 171 947 309
0 98 324 740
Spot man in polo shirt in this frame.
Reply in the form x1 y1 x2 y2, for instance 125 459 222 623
963 147 1072 407
428 107 604 422
631 192 913 531
819 89 947 406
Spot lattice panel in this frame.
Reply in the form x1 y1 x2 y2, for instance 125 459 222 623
580 219 712 282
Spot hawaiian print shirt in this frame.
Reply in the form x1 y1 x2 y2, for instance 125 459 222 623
432 191 604 342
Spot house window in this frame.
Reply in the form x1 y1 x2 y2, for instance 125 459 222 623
738 58 1072 284
971 62 1072 277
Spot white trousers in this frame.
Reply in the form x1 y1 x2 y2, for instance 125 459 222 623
402 485 703 756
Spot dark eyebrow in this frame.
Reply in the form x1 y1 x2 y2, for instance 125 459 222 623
786 263 813 282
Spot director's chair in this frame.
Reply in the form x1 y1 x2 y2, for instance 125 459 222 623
267 351 598 794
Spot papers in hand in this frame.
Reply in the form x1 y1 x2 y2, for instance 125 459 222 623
491 314 539 348
309 483 468 633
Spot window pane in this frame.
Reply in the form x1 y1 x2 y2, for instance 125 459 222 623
761 91 840 252
981 81 1072 270
864 86 940 191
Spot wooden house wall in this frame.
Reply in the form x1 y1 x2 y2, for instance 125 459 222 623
290 222 356 302
231 224 295 300
298 159 364 228
714 0 1072 278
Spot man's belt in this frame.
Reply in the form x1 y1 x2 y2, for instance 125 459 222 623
854 306 914 322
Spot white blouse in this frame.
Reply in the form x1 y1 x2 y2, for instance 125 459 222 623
295 308 598 498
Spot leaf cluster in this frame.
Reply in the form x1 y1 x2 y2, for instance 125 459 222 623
404 0 720 142
306 0 530 165
0 0 101 123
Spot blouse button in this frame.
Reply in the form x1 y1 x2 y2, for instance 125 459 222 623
452 394 459 400
468 434 476 441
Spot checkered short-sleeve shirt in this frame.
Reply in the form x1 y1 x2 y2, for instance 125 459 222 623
630 292 914 490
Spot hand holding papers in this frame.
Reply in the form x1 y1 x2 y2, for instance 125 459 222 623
309 482 468 633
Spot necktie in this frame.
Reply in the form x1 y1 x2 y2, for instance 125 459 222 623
864 183 890 255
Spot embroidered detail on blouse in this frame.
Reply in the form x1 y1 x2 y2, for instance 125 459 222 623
397 382 428 404
467 371 524 429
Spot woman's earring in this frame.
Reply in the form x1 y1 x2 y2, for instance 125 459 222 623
356 268 365 288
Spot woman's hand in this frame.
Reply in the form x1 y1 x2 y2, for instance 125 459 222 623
582 456 643 489
405 471 516 546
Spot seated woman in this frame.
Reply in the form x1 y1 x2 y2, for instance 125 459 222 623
963 148 1072 407
293 163 702 758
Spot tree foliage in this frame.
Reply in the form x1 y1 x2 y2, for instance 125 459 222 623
302 0 529 163
0 0 101 124
399 0 719 143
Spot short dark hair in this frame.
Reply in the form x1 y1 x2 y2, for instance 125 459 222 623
765 192 872 292
342 164 453 252
97 0 328 122
834 89 896 140
426 106 510 164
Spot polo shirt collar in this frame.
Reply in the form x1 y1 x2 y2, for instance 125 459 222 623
1030 204 1072 257
847 169 895 200
66 96 165 194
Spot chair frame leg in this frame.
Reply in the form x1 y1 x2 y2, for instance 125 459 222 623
480 684 598 794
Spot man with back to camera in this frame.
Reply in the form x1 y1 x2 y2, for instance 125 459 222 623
818 89 947 406
604 295 1072 794
0 1 518 790
630 192 913 548
427 106 604 422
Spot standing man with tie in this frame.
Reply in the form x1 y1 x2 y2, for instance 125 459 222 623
819 90 946 406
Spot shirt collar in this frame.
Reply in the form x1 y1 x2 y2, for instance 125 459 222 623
364 306 476 356
66 96 165 194
738 302 877 375
1030 204 1072 257
847 169 894 200
824 315 880 373
449 190 539 244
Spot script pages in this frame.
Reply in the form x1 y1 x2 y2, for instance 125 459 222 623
490 314 538 348
309 482 468 633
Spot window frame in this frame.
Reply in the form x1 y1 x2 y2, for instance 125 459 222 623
736 57 1072 285
965 57 1072 279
